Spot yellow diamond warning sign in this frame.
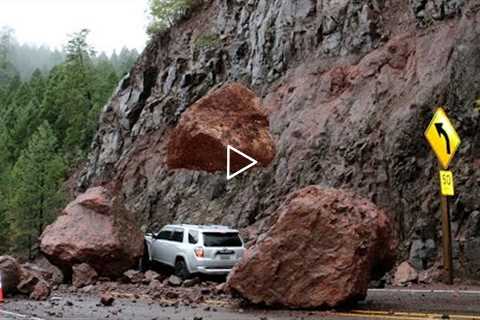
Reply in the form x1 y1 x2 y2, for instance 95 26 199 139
425 107 461 169
439 170 455 196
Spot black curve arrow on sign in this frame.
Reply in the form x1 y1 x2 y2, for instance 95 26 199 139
435 123 451 154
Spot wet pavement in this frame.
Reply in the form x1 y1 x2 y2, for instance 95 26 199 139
1 288 480 320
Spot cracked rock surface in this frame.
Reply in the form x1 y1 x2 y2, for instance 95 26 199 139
79 0 480 279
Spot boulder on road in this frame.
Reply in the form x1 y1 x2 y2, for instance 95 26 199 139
0 256 21 294
122 269 144 284
17 262 52 300
393 261 418 286
167 82 276 173
32 255 63 285
227 186 396 308
29 280 50 301
40 187 144 278
72 263 98 288
18 267 44 295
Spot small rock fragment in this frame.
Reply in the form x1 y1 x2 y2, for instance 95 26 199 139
30 280 51 301
215 283 226 294
166 275 183 287
100 292 115 306
182 277 201 288
72 263 98 288
393 261 418 286
165 291 179 299
122 269 144 284
144 270 161 284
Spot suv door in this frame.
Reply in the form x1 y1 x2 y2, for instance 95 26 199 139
164 228 185 266
152 229 172 264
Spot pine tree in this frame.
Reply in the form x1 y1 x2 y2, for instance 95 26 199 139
117 47 139 76
0 27 139 255
0 27 18 89
29 69 46 102
0 127 13 252
8 122 65 258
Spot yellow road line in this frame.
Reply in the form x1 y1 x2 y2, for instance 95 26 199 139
338 309 480 320
351 310 437 318
336 312 434 319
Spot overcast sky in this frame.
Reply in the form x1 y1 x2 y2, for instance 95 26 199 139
0 0 150 54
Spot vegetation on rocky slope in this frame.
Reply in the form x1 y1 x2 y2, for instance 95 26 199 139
147 0 194 34
0 29 138 258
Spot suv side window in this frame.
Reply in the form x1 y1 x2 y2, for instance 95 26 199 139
188 230 199 244
157 230 171 240
171 229 184 243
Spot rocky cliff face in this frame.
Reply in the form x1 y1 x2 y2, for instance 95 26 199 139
79 0 480 278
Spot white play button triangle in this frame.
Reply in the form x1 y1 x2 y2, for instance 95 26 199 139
227 145 258 180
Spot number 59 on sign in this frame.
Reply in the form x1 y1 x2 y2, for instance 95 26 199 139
439 170 455 196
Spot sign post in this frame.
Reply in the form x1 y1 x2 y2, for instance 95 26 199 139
425 107 461 285
439 185 453 284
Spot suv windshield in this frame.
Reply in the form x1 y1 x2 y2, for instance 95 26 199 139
203 232 242 247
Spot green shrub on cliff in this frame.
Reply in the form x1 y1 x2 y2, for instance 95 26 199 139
147 0 193 34
194 33 221 50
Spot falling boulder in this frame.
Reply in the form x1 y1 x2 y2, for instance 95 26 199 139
40 187 144 279
0 256 22 294
227 186 397 308
167 82 276 172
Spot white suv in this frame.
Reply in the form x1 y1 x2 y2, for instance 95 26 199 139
142 224 245 278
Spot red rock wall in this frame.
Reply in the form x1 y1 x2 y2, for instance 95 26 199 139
78 0 480 279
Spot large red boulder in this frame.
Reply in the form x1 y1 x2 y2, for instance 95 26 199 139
40 187 144 278
227 186 396 308
167 82 276 172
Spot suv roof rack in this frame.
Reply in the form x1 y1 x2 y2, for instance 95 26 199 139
166 224 234 230
204 224 231 229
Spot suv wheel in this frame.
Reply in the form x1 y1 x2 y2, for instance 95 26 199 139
174 258 191 279
139 243 151 272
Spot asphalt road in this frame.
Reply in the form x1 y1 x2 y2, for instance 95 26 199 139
1 289 480 320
